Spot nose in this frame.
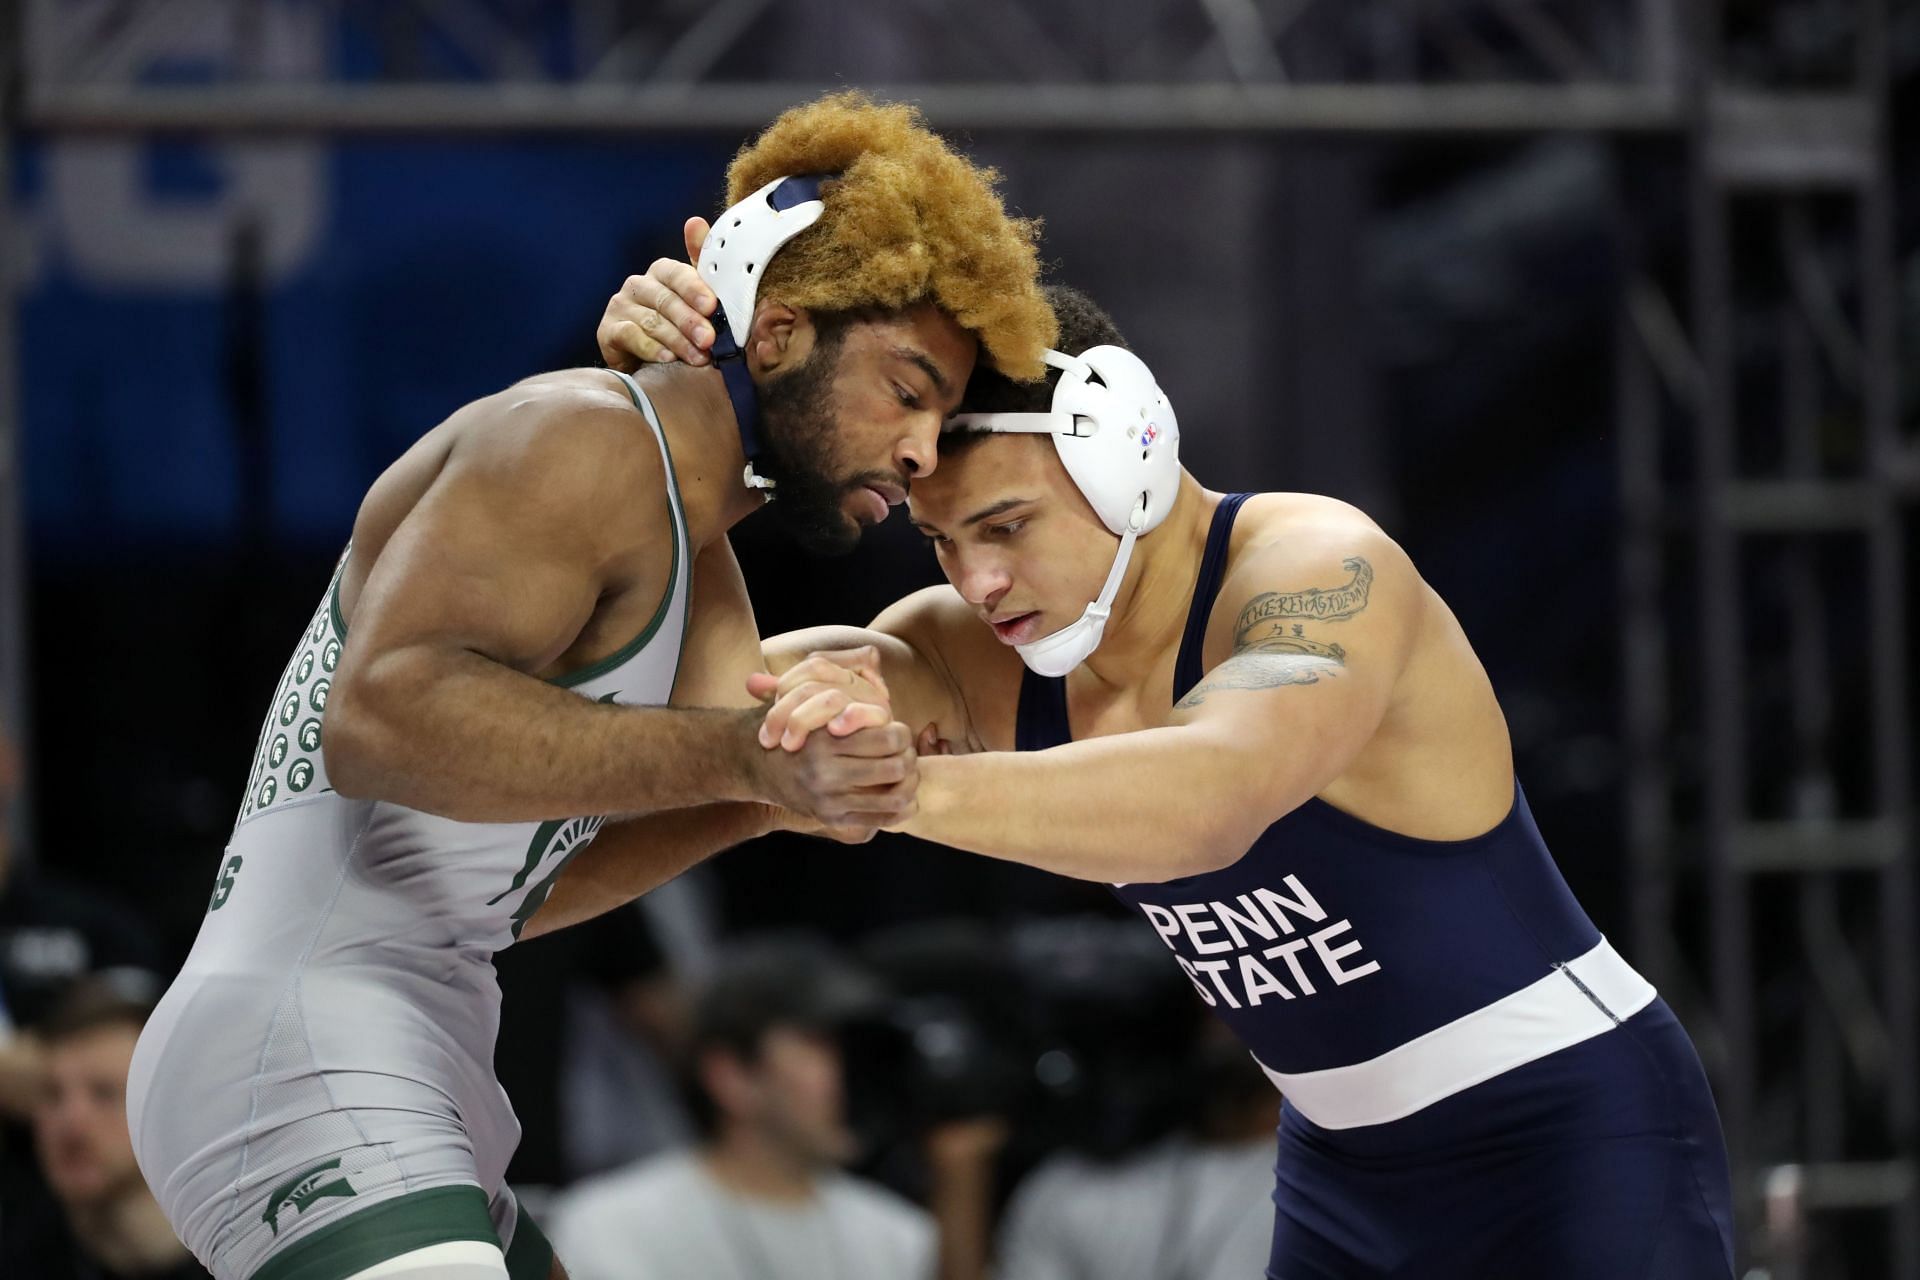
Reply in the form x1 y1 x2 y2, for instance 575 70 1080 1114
954 551 1010 610
895 413 941 479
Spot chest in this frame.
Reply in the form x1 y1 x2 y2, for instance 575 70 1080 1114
1062 660 1184 740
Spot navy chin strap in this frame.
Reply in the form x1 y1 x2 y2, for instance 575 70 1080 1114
707 173 834 500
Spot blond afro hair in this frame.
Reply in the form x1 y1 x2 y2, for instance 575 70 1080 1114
725 92 1056 380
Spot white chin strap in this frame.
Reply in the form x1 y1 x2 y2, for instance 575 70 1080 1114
1014 502 1144 678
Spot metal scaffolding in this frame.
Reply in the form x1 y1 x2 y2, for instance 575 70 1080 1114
1619 0 1916 1273
5 0 1913 1270
17 0 1679 135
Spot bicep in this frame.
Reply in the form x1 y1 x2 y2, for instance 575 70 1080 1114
343 443 616 684
1171 533 1418 789
670 536 768 709
762 618 962 737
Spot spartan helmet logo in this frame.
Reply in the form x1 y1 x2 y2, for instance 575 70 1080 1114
309 614 327 645
279 693 300 726
296 652 315 684
299 719 323 752
309 679 330 713
322 639 340 673
258 776 277 807
288 759 314 793
269 735 289 768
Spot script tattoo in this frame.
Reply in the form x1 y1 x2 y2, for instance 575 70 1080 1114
1235 557 1374 628
1176 623 1347 708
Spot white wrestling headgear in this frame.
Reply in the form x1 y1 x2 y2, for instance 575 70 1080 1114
948 345 1181 677
698 173 832 499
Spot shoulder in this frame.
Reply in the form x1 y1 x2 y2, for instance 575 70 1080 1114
1213 494 1421 637
553 1151 703 1228
871 584 974 647
1006 1151 1108 1211
1227 494 1411 587
871 584 1024 746
451 371 667 507
823 1171 934 1243
874 585 1019 686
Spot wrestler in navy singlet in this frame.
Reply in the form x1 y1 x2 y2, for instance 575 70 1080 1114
1017 494 1736 1279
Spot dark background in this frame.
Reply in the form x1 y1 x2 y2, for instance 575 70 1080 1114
6 1 1918 1273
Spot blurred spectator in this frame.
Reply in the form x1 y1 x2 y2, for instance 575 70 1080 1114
0 717 165 1123
991 1034 1281 1280
0 981 209 1279
496 883 710 1186
1 716 167 1228
551 936 936 1280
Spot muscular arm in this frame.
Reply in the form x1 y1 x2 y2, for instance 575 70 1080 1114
523 538 783 934
761 586 974 746
524 538 917 935
520 802 777 939
324 390 770 823
901 530 1421 882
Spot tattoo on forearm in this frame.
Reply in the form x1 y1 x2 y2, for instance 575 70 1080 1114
1235 558 1373 628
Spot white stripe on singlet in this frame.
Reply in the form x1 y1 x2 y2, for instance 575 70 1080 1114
1256 936 1657 1130
342 1241 509 1280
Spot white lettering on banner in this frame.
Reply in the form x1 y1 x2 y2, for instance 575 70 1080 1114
1140 874 1379 1008
29 2 327 289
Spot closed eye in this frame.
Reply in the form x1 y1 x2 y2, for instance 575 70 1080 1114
987 520 1026 538
893 383 922 409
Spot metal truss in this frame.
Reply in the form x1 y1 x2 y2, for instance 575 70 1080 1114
16 0 1685 134
1617 0 1915 1274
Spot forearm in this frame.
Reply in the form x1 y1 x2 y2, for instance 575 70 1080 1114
327 647 763 823
764 624 961 741
928 1153 997 1280
520 802 776 938
903 728 1277 882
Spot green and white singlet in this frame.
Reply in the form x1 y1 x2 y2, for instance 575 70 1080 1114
127 372 688 1280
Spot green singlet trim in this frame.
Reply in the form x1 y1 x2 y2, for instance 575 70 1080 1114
504 1202 555 1280
250 1185 497 1280
551 371 689 689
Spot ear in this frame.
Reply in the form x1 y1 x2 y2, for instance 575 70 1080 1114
746 302 813 378
700 1047 757 1118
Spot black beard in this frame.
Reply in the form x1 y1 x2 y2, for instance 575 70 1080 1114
754 347 862 557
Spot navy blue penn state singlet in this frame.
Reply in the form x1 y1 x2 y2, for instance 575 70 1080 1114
1015 494 1736 1279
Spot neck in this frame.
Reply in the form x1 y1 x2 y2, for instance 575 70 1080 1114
629 363 767 549
67 1185 190 1274
702 1126 819 1204
1078 473 1216 688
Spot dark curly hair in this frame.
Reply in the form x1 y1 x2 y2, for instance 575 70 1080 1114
727 92 1057 379
937 284 1131 465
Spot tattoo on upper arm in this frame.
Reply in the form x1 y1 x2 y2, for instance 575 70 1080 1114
1175 651 1342 707
1175 556 1372 708
1234 558 1373 628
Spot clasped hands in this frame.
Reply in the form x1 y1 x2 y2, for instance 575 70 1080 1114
745 648 946 843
